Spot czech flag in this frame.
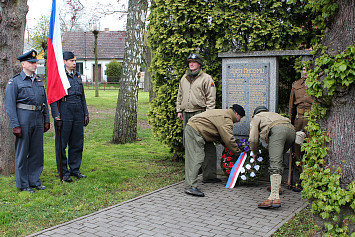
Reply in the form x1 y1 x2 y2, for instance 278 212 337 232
225 152 247 189
46 0 70 105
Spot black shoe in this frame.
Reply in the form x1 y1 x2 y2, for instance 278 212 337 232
63 175 73 182
72 173 86 179
20 187 35 193
202 178 222 183
185 187 205 197
31 185 46 190
292 185 303 192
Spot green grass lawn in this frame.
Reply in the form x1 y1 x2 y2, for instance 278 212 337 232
0 90 316 237
0 90 185 237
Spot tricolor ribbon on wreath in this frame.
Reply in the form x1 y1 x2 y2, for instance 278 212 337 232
225 152 248 189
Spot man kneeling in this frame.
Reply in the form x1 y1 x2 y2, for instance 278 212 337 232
184 104 245 197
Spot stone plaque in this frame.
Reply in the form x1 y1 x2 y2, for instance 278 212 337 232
225 63 270 136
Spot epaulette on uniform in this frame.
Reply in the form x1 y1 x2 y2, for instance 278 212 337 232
7 74 19 85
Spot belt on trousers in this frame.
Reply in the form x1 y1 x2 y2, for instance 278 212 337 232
61 95 81 101
16 103 44 111
296 107 311 115
275 123 295 131
269 120 295 132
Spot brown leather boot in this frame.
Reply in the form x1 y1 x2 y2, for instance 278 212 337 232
258 199 272 208
258 199 281 209
271 199 281 208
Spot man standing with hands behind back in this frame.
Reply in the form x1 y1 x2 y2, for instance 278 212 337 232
50 51 89 183
176 53 218 184
5 49 50 193
288 66 313 191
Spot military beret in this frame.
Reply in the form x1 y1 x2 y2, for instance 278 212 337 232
17 49 38 62
63 51 75 60
231 104 245 117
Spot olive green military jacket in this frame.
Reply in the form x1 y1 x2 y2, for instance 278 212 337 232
187 109 241 154
288 77 314 124
176 70 216 113
249 112 291 154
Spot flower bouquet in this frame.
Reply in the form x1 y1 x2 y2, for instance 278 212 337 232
221 139 268 185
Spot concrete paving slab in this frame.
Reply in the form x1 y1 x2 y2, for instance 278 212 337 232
27 176 308 237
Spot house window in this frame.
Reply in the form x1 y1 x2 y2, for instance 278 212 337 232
76 62 83 75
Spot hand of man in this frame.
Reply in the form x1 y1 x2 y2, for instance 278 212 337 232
54 118 63 129
13 127 22 138
44 122 50 132
177 112 183 120
84 115 89 126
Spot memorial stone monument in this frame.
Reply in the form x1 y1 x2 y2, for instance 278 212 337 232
219 50 312 136
216 50 312 177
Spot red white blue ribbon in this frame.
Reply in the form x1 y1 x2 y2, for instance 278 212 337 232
225 152 247 189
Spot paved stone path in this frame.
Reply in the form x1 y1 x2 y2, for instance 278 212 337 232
28 177 308 237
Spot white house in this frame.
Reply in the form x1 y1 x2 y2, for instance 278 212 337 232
62 29 126 82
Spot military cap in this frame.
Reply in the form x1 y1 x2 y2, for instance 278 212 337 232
63 51 75 60
230 104 245 117
17 49 38 62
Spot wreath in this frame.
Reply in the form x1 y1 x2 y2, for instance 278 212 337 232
221 139 269 185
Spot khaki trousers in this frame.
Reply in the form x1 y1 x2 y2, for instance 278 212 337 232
184 124 217 188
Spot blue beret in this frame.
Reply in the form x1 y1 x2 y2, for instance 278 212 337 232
63 51 75 60
17 49 38 62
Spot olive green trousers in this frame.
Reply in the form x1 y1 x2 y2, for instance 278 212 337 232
268 125 296 175
184 124 217 188
182 110 204 147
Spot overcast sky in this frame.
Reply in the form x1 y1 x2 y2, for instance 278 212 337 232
26 0 127 32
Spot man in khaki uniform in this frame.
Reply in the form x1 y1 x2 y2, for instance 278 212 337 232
177 53 218 184
289 66 313 190
184 104 245 197
249 106 296 208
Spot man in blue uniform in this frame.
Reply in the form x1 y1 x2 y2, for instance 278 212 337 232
4 49 50 193
50 51 89 182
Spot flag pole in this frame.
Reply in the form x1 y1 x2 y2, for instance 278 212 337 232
56 100 63 181
47 0 70 181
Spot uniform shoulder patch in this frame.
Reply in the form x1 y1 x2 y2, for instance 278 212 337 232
7 78 15 85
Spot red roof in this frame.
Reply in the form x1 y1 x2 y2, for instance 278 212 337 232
62 31 126 60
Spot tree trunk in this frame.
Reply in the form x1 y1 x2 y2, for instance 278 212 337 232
313 0 354 233
318 0 355 187
93 30 99 97
112 0 148 144
143 45 155 101
0 0 28 176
